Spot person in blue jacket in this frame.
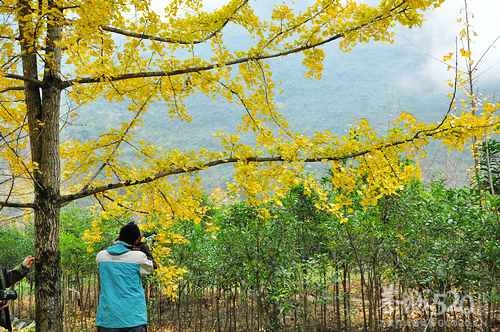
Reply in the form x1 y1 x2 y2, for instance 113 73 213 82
96 222 155 332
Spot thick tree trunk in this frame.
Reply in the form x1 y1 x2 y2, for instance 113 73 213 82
34 79 62 332
34 194 62 332
35 2 64 329
18 0 64 330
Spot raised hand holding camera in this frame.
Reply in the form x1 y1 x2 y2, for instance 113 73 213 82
22 256 35 269
0 289 17 301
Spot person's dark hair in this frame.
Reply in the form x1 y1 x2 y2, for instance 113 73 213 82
118 222 141 245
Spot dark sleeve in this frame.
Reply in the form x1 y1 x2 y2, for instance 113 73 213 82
137 243 158 270
5 264 29 288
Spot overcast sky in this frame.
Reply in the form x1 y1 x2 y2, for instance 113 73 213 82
412 0 500 87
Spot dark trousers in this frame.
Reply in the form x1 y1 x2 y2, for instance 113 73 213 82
97 326 147 332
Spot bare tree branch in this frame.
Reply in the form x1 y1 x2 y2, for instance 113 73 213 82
58 4 80 10
0 35 18 40
3 73 43 85
217 80 258 125
101 193 148 214
0 174 15 213
0 86 26 94
0 200 34 208
432 38 459 132
472 34 500 73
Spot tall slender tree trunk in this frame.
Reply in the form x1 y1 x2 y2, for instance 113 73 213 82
335 268 341 330
19 0 64 330
33 79 62 332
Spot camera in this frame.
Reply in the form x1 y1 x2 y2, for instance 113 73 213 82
142 231 157 242
0 289 17 301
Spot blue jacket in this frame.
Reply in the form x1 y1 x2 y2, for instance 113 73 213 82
96 241 154 328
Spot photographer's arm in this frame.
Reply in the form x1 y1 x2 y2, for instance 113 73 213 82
6 256 34 287
137 243 158 270
139 254 154 276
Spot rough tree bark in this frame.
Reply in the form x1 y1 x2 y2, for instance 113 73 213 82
18 0 64 331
